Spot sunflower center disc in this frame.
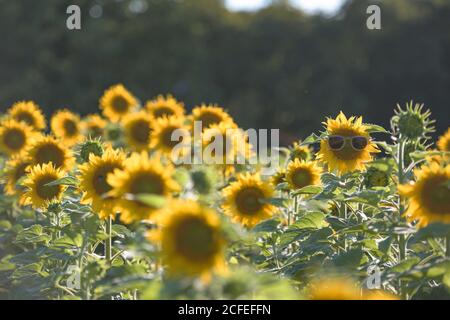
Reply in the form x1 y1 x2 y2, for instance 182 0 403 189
36 175 61 200
236 187 264 214
175 217 216 260
111 96 129 113
4 129 26 150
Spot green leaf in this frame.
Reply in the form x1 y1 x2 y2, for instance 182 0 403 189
365 123 388 134
331 248 364 268
15 225 51 244
129 194 166 209
390 257 420 273
292 185 323 196
290 212 327 230
252 218 280 233
259 197 287 207
45 176 79 187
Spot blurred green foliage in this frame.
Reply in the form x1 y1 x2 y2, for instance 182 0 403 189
0 0 448 144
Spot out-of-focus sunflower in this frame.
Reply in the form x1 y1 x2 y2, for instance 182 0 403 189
316 112 379 174
285 159 322 190
437 128 450 152
7 101 46 131
309 277 361 300
145 94 185 120
149 200 226 281
27 135 75 171
270 168 286 187
20 163 67 210
190 104 235 131
222 172 277 228
3 156 32 196
150 116 190 159
288 141 312 162
122 111 153 151
0 119 36 156
100 84 138 122
78 147 126 220
82 114 107 139
398 162 450 227
107 152 180 224
363 290 398 300
51 109 83 146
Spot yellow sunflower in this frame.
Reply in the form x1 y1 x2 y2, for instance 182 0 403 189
3 156 32 196
122 111 153 151
107 152 180 224
398 162 450 227
309 277 362 300
222 172 277 227
100 84 138 122
285 159 322 190
7 101 46 131
26 135 75 171
437 128 450 152
145 94 185 120
316 112 379 174
51 109 83 146
190 104 235 131
82 114 107 139
150 116 190 159
149 200 226 281
0 119 36 156
270 168 286 187
363 290 398 300
20 163 67 210
78 147 126 220
289 141 312 162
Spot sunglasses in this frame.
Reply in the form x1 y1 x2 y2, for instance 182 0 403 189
327 135 369 151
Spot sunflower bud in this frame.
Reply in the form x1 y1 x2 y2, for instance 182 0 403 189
78 140 104 163
191 167 218 195
363 167 390 188
391 101 435 141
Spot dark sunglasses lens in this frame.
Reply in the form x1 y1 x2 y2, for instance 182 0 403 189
328 136 345 150
352 136 368 150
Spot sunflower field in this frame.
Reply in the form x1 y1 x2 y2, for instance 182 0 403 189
0 84 449 300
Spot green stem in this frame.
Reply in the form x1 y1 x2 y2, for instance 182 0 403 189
397 138 408 300
446 235 450 258
105 217 112 264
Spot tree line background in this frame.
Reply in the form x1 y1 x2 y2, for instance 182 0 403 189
0 0 449 144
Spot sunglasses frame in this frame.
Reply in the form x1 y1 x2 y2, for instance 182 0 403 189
326 135 369 151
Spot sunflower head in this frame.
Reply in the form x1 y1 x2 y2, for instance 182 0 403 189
316 112 379 174
78 147 126 220
391 101 435 141
437 128 450 152
122 111 153 151
289 141 312 162
191 167 219 195
363 166 390 188
399 162 450 227
190 104 235 131
26 135 75 171
82 114 107 139
149 200 226 281
100 84 138 122
7 101 46 131
50 109 83 146
309 277 361 300
77 139 104 163
145 94 185 120
3 156 32 196
0 119 37 156
150 115 190 159
222 172 277 228
270 168 286 187
285 159 322 191
20 163 67 210
107 152 180 224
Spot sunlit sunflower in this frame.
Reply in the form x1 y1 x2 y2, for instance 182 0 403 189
100 84 138 122
122 111 153 151
398 162 450 227
20 163 67 210
0 119 36 156
437 128 450 152
3 156 32 196
27 135 75 171
7 101 46 131
150 116 190 159
78 147 126 220
270 168 286 187
149 200 226 281
190 104 235 131
316 112 379 174
309 277 361 300
145 94 185 120
285 159 322 190
107 152 180 224
82 114 107 139
222 172 277 227
51 109 83 146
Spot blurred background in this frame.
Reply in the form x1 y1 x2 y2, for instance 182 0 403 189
0 0 449 144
